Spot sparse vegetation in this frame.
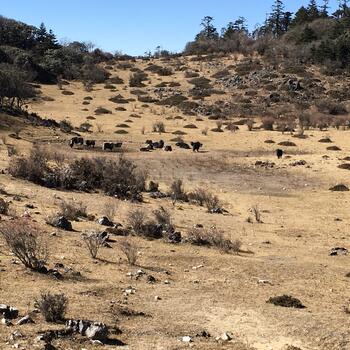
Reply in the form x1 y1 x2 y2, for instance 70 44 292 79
35 291 68 322
120 240 139 265
186 226 241 254
0 219 48 271
83 231 104 259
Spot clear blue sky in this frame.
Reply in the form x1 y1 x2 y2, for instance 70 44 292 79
1 0 340 55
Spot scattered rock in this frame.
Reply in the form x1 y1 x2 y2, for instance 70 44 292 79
290 160 307 166
329 247 348 256
255 160 275 168
182 336 193 342
16 315 34 325
66 319 109 341
97 216 114 227
216 332 233 342
50 216 72 231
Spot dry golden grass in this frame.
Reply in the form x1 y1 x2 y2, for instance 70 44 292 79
0 55 350 350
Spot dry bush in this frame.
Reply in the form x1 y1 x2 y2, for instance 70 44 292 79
316 99 348 116
83 231 104 259
129 72 148 87
96 123 103 133
35 291 68 323
58 199 87 221
0 219 48 271
186 226 241 254
189 188 222 212
169 179 188 203
261 117 274 130
251 205 262 223
153 206 174 232
103 198 118 221
127 208 147 235
202 127 209 135
246 119 254 131
152 121 166 134
0 198 9 215
95 107 112 115
120 239 138 265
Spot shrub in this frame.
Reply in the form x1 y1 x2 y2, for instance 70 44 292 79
148 181 159 192
251 205 262 223
261 117 274 131
169 179 188 203
95 107 112 115
0 198 9 215
127 208 147 235
188 188 222 213
59 120 73 133
0 219 48 271
103 198 119 222
129 72 148 87
153 206 174 233
35 292 68 322
78 122 92 132
152 121 166 134
120 240 138 265
83 231 104 259
267 295 305 309
186 226 241 254
58 199 87 221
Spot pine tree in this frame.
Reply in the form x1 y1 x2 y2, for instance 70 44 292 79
321 0 330 17
307 0 320 20
196 16 219 40
268 0 285 37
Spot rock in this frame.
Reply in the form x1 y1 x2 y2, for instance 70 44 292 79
0 304 19 319
216 332 233 342
182 336 192 342
85 323 109 340
147 275 156 284
290 160 307 166
154 296 161 301
51 216 72 231
167 231 182 243
1 317 12 326
9 331 23 340
66 319 108 341
97 216 114 227
16 315 34 325
329 247 348 256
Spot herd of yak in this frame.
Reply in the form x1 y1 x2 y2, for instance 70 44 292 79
69 136 204 153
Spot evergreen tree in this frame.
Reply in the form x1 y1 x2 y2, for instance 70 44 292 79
281 11 293 32
320 0 330 17
196 16 219 40
268 0 285 37
293 6 310 25
307 0 320 20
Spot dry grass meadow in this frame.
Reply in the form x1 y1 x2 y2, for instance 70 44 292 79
1 54 350 350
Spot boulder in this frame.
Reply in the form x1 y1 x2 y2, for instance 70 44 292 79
66 319 109 341
51 216 72 231
97 216 114 227
329 247 348 256
16 315 34 325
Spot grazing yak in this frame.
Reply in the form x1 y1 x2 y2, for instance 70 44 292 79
69 137 84 148
164 145 172 152
86 140 96 148
175 141 191 149
103 142 123 151
146 139 164 149
276 149 284 159
191 142 203 152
